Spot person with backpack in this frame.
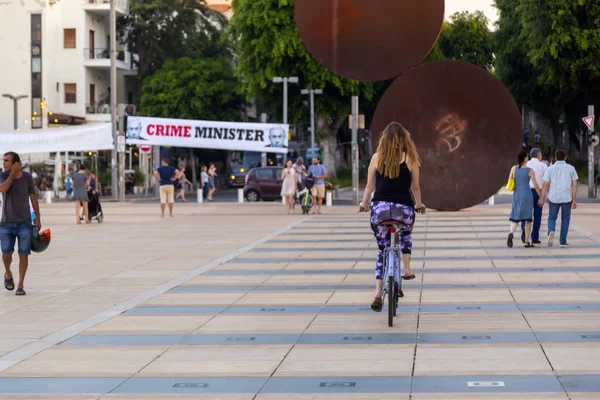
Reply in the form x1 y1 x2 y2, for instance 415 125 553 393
64 173 73 201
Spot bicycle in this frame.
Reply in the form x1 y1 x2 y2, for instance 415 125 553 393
360 203 426 327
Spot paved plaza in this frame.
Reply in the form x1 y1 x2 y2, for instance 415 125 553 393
0 200 599 399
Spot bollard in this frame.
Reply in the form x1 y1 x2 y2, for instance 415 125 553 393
238 188 244 203
45 190 52 204
488 196 495 206
197 189 203 203
326 191 333 207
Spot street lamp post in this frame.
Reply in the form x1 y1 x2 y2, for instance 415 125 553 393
301 89 323 160
270 76 299 166
2 94 29 130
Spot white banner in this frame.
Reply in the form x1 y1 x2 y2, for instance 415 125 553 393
0 124 113 154
126 116 289 154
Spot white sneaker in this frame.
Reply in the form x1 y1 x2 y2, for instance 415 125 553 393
559 243 569 248
547 232 555 247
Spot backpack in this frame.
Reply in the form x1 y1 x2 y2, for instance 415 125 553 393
305 173 315 189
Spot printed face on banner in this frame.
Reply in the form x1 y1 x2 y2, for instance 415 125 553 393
125 117 289 154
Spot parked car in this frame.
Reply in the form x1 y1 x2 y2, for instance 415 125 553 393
244 167 333 202
229 165 248 187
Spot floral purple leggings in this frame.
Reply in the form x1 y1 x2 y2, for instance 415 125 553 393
370 201 415 280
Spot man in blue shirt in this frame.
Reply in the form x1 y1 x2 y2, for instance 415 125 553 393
308 157 327 214
539 149 578 247
153 160 177 217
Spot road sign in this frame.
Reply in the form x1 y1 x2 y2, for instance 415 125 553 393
591 134 599 147
117 136 125 153
139 145 152 154
583 115 595 130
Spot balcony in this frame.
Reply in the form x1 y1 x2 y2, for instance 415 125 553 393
83 0 129 16
85 104 112 122
83 48 135 71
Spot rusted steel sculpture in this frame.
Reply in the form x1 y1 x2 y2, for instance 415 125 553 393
295 0 522 210
371 61 522 211
294 0 444 81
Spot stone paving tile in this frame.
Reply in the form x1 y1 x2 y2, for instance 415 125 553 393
413 344 554 375
305 313 418 333
144 292 247 306
138 345 292 377
511 289 600 303
256 395 410 400
1 346 170 377
101 395 255 400
410 395 568 400
523 312 600 331
85 315 213 334
418 313 530 333
421 289 515 304
274 344 415 376
195 315 316 334
543 343 600 374
236 291 334 306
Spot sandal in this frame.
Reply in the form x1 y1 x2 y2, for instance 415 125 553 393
524 242 535 248
4 275 14 291
402 274 416 280
371 297 383 313
15 287 26 296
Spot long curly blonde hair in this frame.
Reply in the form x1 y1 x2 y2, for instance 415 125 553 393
376 122 420 179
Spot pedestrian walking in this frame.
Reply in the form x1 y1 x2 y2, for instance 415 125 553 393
507 151 541 248
520 148 548 244
207 163 217 201
539 149 578 247
64 173 73 201
308 157 327 215
175 167 191 202
280 159 297 214
72 165 91 224
200 166 209 201
153 160 177 218
0 152 41 296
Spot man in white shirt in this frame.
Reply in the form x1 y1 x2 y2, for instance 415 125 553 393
520 148 548 244
538 149 578 247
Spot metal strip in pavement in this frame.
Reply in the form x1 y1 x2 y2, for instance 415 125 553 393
411 375 565 393
0 376 596 394
268 236 588 243
111 377 268 394
66 331 600 346
0 377 126 394
125 303 600 315
559 375 600 392
230 254 600 263
204 266 600 275
0 218 308 373
251 244 599 251
260 376 411 394
172 283 600 292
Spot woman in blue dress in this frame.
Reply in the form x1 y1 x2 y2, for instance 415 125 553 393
508 151 541 248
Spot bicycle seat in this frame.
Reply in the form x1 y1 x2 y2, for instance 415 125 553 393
380 220 402 227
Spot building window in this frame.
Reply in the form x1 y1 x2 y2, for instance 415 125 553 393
31 14 42 129
64 29 76 49
65 84 77 103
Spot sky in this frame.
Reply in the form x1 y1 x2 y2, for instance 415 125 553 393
444 0 498 26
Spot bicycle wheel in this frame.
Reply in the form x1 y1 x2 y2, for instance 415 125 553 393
387 276 395 327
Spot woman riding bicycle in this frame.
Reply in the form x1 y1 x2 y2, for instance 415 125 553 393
359 122 425 312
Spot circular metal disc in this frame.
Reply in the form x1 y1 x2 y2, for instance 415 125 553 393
371 61 522 211
294 0 445 81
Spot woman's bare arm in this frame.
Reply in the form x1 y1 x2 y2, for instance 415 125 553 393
360 153 378 208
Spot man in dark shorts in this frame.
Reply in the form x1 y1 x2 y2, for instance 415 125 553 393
0 152 41 296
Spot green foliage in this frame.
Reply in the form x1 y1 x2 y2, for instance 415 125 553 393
119 0 230 82
141 57 242 121
229 0 376 124
495 0 600 135
439 12 495 70
133 167 146 186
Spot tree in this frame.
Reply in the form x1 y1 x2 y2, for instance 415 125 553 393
119 0 229 82
141 57 242 122
438 11 495 71
495 0 600 150
229 0 378 176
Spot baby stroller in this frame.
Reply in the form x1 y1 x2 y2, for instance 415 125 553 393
297 174 314 214
81 188 104 223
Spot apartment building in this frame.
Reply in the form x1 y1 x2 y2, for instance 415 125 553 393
205 0 232 19
0 0 137 132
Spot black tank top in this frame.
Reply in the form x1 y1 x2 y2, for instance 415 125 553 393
372 161 414 206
